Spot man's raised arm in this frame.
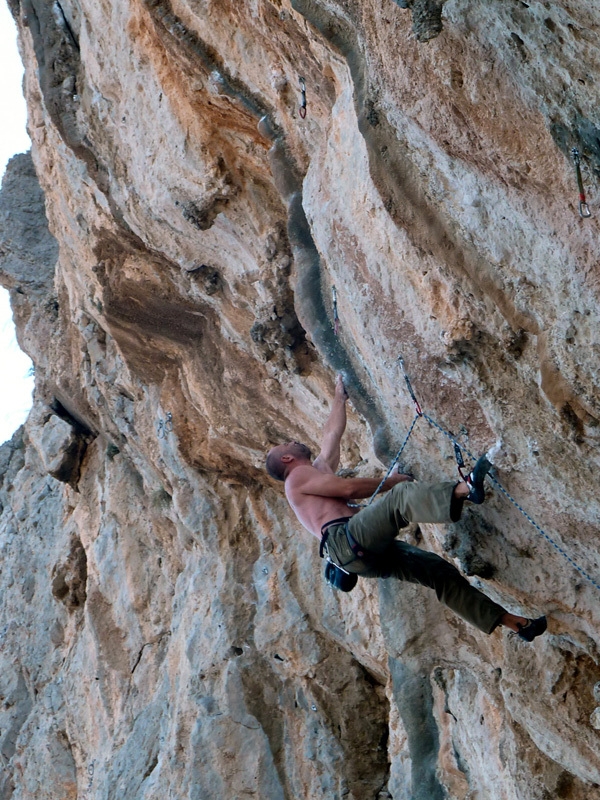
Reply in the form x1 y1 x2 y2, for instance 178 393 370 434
313 375 348 473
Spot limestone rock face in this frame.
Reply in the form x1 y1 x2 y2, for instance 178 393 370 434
1 1 600 798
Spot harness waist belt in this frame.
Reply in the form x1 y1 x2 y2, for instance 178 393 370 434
320 516 352 535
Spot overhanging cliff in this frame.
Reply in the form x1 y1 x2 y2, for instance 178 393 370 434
1 1 600 798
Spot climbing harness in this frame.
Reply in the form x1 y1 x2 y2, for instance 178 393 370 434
298 76 307 119
332 285 340 335
571 148 592 218
320 517 359 591
367 356 600 593
157 411 173 439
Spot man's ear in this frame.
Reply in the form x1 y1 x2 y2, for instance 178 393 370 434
280 454 293 464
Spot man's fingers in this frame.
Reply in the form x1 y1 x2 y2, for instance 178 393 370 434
336 373 348 398
396 472 414 482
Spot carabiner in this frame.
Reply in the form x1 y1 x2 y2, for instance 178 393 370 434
579 200 592 218
571 148 592 218
332 285 339 335
299 77 307 119
397 356 423 416
453 441 468 481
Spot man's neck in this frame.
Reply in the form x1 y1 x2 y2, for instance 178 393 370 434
284 459 313 481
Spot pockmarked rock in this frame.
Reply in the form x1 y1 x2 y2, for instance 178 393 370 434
0 1 599 799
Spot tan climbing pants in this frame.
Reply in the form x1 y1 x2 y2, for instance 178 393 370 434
324 481 506 634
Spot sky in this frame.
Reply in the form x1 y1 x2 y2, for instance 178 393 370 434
0 1 35 445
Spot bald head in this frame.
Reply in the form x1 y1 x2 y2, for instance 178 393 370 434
266 441 312 481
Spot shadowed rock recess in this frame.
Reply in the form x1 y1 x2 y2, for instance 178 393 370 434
1 0 600 797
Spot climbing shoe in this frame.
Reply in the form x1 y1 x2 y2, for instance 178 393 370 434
516 616 547 642
466 454 492 504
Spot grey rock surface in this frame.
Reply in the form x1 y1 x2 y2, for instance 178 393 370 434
0 1 599 798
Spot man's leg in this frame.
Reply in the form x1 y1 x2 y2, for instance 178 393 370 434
349 481 463 555
362 541 506 634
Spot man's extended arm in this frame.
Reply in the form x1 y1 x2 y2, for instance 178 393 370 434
287 465 407 500
313 375 348 473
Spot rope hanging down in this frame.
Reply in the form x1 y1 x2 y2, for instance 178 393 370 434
369 356 600 593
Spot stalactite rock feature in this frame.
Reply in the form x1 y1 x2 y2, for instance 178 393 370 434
0 0 600 798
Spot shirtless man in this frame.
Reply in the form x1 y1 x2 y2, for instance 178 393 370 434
266 375 547 642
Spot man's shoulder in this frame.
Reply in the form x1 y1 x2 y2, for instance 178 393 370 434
285 464 330 498
285 464 319 487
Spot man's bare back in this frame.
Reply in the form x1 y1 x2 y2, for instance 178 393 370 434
284 464 361 538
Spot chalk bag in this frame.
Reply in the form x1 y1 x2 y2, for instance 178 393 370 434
324 561 358 592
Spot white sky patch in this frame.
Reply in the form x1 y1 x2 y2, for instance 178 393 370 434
0 291 34 443
0 1 34 445
0 4 30 176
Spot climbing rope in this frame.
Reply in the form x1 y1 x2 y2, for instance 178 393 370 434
366 412 420 505
490 478 600 591
571 148 591 218
368 356 600 592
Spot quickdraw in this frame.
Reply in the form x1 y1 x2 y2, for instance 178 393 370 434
299 76 307 119
332 285 339 335
571 148 591 218
157 411 173 439
453 441 467 482
397 356 422 416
